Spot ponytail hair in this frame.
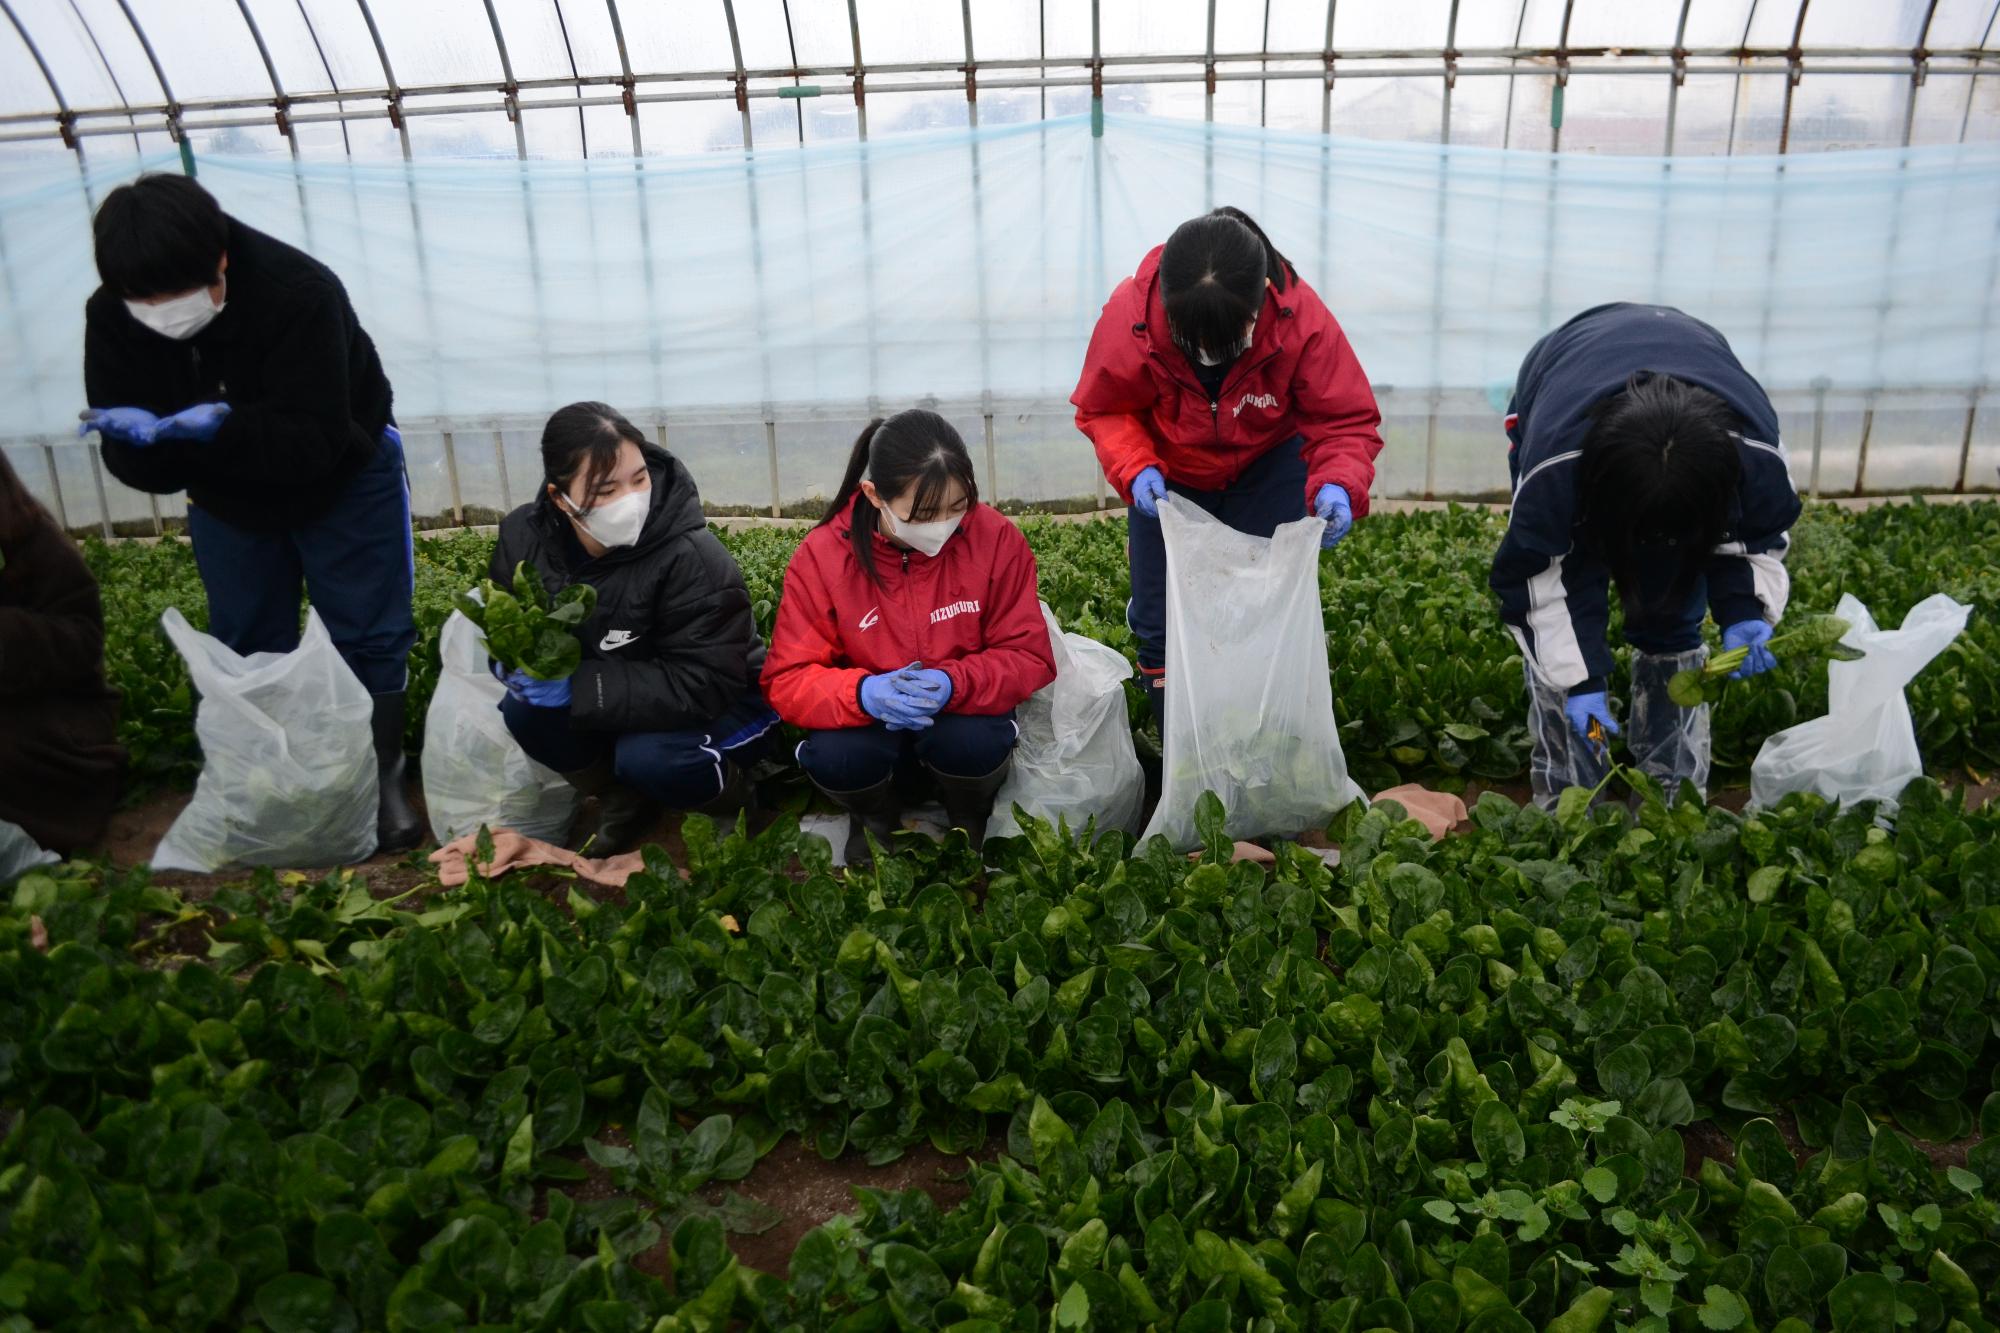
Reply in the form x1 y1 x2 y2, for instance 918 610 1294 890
1159 206 1295 364
819 408 979 586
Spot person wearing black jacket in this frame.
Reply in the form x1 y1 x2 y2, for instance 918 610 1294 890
0 452 126 858
77 173 423 851
1490 303 1803 808
489 402 777 854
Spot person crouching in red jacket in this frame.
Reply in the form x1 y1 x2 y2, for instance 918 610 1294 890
1071 206 1384 724
761 409 1057 866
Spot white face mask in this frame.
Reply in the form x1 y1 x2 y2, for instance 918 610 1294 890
564 487 649 549
126 287 223 341
881 504 963 558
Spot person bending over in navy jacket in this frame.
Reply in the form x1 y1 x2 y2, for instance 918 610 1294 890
79 174 424 852
1490 303 1802 809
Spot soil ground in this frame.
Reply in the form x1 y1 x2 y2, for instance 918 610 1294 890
77 774 1995 1276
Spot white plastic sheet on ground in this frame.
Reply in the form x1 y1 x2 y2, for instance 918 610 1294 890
989 602 1144 841
153 607 379 873
422 609 581 846
1750 592 1972 810
0 818 58 885
1141 499 1361 850
802 806 952 871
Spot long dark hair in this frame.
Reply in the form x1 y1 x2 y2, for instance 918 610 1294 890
820 409 978 585
541 401 648 509
1158 206 1295 364
1578 373 1744 619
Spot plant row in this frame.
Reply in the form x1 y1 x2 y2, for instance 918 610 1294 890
3 778 1997 1329
86 500 1998 798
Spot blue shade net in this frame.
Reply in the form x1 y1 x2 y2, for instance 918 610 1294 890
3 114 1999 525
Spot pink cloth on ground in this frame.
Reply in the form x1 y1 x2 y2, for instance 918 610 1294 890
1185 841 1279 865
429 826 652 888
1371 784 1469 840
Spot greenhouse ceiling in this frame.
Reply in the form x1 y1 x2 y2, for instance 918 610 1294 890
2 0 1998 160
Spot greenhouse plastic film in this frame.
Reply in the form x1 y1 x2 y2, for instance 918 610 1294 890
1750 592 1972 811
988 602 1144 841
1141 499 1361 850
422 609 581 846
7 121 2000 516
152 607 379 873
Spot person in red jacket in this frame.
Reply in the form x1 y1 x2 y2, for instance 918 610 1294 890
762 409 1057 865
1072 206 1384 722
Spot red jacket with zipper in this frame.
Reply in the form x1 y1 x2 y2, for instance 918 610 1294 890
761 497 1058 731
1071 244 1384 513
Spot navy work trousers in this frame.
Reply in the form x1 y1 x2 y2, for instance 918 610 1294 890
501 688 779 809
797 713 1020 793
186 427 416 695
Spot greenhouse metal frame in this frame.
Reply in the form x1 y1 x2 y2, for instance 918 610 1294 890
4 2 2000 536
6 2 1999 163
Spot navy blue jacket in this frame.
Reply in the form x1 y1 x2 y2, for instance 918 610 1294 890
1489 303 1802 695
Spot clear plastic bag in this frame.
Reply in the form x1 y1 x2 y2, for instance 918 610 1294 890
1140 499 1361 849
423 609 580 844
1750 593 1971 810
1626 646 1711 801
153 607 380 872
989 602 1145 840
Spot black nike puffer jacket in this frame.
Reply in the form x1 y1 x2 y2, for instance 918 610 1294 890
488 446 765 733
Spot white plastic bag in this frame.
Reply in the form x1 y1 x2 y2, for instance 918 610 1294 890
1750 592 1971 810
423 610 580 844
0 818 58 884
154 607 380 872
989 602 1145 840
1140 500 1362 849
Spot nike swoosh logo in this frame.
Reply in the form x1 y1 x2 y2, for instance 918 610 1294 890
599 630 638 651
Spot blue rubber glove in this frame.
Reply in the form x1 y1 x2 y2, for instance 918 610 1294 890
501 667 572 709
77 407 161 447
154 402 232 443
1721 619 1777 679
1313 483 1354 548
860 664 933 731
1563 691 1621 752
1129 467 1168 519
892 665 953 715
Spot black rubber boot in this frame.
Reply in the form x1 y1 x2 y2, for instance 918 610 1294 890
820 776 901 869
559 756 663 856
370 691 426 854
928 754 1013 852
1141 670 1167 732
694 760 758 820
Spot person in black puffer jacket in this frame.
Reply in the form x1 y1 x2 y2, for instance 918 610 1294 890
489 402 777 854
78 173 423 852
